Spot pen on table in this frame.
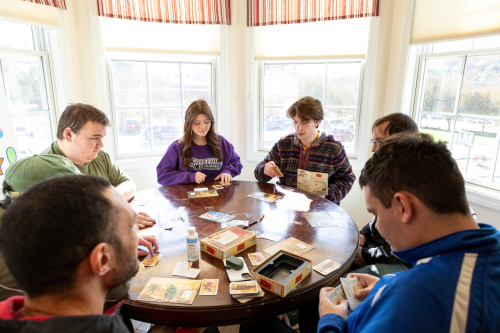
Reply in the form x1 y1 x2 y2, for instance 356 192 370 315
242 220 258 229
260 214 265 222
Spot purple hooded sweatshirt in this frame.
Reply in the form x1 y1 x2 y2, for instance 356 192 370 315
157 135 243 186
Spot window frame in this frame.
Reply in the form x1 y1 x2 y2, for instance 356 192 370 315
256 58 365 157
106 52 218 159
0 23 63 154
410 45 500 191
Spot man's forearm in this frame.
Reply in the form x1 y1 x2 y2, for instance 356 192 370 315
115 180 136 202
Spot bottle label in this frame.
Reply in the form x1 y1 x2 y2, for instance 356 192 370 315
187 237 199 261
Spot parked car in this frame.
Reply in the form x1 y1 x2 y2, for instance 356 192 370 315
265 118 290 131
143 124 182 144
329 127 354 142
324 118 354 131
119 119 141 134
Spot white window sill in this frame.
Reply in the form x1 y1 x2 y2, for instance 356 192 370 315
466 184 500 211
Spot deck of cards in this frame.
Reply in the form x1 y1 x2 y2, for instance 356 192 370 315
313 259 341 275
274 166 284 177
340 277 364 310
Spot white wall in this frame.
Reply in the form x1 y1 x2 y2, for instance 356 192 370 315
59 0 500 228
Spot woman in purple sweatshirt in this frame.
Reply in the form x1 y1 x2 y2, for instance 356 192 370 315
157 99 242 186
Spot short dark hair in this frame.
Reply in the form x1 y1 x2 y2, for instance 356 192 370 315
359 133 469 215
57 103 110 140
286 96 324 128
371 113 418 136
0 175 121 298
1 181 13 209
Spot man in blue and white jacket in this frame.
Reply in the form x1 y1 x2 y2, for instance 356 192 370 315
318 133 500 333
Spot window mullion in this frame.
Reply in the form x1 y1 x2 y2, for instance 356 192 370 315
448 55 468 153
489 126 500 182
145 60 153 151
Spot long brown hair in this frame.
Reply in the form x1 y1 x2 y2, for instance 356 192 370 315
179 99 223 170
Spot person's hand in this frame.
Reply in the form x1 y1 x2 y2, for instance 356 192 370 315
354 247 366 266
135 211 156 229
215 173 232 183
263 161 278 178
346 273 380 299
359 234 366 247
138 235 159 257
195 172 207 184
318 287 348 321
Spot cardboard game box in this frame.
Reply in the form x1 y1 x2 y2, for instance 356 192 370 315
251 250 312 297
200 226 257 260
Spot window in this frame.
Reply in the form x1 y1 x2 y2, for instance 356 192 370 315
108 57 215 157
412 35 500 190
0 20 61 159
253 19 370 157
101 18 220 158
259 61 362 154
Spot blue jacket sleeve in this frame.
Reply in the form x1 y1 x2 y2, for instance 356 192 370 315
219 137 243 177
156 142 196 186
318 314 348 333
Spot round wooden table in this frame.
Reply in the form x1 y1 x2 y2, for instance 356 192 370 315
124 180 359 326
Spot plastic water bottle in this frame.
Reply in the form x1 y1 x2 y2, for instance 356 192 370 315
187 227 200 261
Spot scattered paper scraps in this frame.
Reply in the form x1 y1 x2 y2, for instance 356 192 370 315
259 232 282 242
173 262 192 276
263 237 315 256
302 212 332 228
313 259 341 276
199 211 235 223
340 277 363 310
315 220 338 227
221 220 249 229
185 268 201 279
213 185 224 189
220 181 231 186
230 281 259 296
327 284 347 305
200 279 219 296
142 254 162 267
247 192 282 203
160 207 185 230
137 278 202 304
248 252 266 265
194 187 209 191
188 190 219 199
274 166 284 177
327 211 344 219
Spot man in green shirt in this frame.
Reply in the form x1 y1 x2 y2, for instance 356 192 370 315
41 103 156 229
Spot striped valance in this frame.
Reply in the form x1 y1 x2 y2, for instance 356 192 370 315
21 0 66 9
97 0 231 25
247 0 379 27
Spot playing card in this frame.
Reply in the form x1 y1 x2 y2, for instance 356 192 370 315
274 166 284 177
327 211 343 219
248 252 266 265
213 185 224 189
296 243 307 249
185 268 201 278
229 281 259 295
313 259 341 275
327 284 347 305
172 262 192 276
259 232 282 242
340 277 363 310
220 181 231 186
194 187 209 191
200 279 219 296
138 261 145 271
142 254 162 267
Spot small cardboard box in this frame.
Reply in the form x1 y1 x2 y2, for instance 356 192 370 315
200 226 256 261
251 250 312 297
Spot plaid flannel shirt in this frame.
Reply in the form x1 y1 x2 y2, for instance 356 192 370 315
254 132 356 205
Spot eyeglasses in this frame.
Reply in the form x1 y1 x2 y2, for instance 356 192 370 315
370 140 384 146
